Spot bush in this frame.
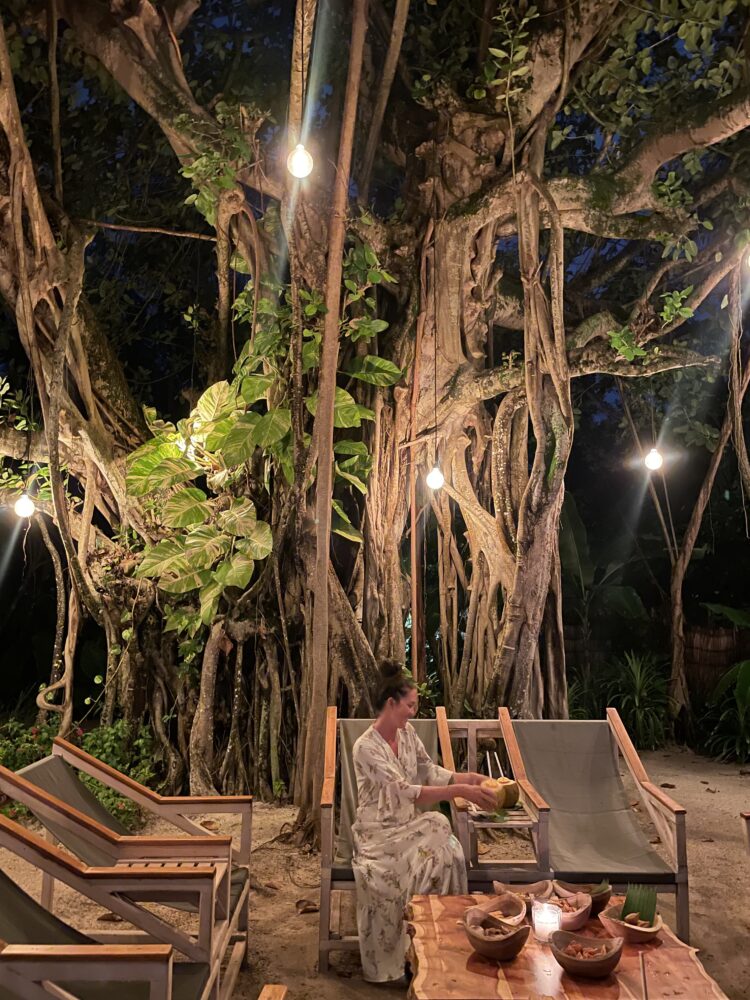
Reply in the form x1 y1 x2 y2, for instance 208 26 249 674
0 717 157 830
605 651 671 750
702 660 750 763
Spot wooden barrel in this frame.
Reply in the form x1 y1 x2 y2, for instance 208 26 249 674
684 625 750 701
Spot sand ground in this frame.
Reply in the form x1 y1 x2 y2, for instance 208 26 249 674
0 746 747 999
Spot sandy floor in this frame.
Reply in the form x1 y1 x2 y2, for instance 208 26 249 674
0 746 747 999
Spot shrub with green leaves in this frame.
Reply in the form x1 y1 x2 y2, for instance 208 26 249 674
605 651 672 750
704 660 750 764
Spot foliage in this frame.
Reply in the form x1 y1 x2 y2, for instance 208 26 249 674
704 660 750 763
0 719 156 830
605 652 672 750
621 884 657 927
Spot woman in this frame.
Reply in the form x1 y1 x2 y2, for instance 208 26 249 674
351 660 497 983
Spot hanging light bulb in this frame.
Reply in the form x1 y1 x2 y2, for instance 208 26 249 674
287 143 314 179
426 465 445 490
14 492 36 518
644 447 664 471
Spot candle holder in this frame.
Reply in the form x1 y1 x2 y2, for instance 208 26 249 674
532 900 561 943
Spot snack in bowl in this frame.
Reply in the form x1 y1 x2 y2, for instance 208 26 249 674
599 904 664 943
543 891 592 931
463 907 530 962
492 879 553 904
472 892 526 926
549 930 623 979
554 880 612 915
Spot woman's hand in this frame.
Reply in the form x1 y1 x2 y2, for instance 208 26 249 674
460 772 486 787
454 784 498 812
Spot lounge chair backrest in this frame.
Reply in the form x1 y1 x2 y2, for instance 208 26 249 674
0 868 90 948
18 755 128 866
334 719 439 865
512 719 670 876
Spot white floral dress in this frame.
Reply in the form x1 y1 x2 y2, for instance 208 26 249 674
351 723 467 982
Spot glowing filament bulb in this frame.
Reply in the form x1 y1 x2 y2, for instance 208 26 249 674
644 448 663 471
426 465 444 490
14 492 36 518
287 143 314 179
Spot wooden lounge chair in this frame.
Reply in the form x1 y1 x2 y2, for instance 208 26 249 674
435 708 551 886
0 737 251 918
0 811 247 997
0 864 213 1000
499 707 690 942
318 707 450 973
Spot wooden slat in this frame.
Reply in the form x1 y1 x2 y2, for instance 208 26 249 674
0 813 86 874
321 706 337 808
258 986 288 1000
642 781 686 815
606 708 650 783
498 707 526 780
435 708 456 772
0 944 172 964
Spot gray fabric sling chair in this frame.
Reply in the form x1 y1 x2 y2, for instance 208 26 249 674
0 811 246 1000
499 707 690 942
0 867 211 1000
318 708 450 972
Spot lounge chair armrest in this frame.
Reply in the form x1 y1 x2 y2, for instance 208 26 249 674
642 781 686 815
518 777 549 814
258 988 288 1000
83 864 217 886
321 706 338 809
112 833 233 863
321 778 335 809
157 795 253 814
0 943 174 999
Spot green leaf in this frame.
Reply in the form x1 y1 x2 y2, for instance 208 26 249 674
126 436 200 497
223 549 255 589
331 499 363 543
195 381 236 425
621 884 657 927
702 603 750 628
306 388 374 428
237 522 273 559
199 575 223 624
345 355 403 386
219 497 257 536
163 488 212 528
239 374 274 406
334 440 370 458
229 251 251 274
335 463 368 495
252 408 291 447
559 495 594 589
211 413 260 466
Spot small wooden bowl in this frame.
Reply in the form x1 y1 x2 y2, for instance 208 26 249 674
492 879 553 902
545 892 592 931
599 904 663 943
472 892 527 926
554 880 612 915
463 911 531 962
549 930 623 979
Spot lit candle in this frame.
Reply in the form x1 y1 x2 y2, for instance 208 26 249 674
532 901 561 943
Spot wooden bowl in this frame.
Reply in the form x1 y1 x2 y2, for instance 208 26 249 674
462 911 531 962
492 879 553 903
554 880 612 915
599 904 663 943
549 892 592 931
471 892 527 926
549 930 623 979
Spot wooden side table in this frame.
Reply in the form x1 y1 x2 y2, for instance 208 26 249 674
406 894 728 999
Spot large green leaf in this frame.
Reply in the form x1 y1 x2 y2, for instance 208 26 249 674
345 355 403 386
163 488 212 528
135 531 222 594
239 374 274 406
211 412 260 466
335 463 368 495
598 585 647 620
252 408 291 447
306 388 374 428
559 494 594 589
219 497 258 536
195 381 236 425
333 440 369 458
126 436 200 497
223 549 255 589
702 603 750 628
238 522 273 559
331 499 363 543
199 574 223 625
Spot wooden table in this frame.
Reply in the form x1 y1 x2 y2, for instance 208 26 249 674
406 894 728 999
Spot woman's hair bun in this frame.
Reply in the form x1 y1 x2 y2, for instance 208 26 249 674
379 657 404 680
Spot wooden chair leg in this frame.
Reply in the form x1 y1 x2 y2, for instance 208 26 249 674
676 881 689 943
318 870 332 973
239 884 250 969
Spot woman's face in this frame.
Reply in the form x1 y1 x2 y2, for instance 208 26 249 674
387 686 418 729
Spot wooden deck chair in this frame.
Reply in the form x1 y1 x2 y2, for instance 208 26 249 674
0 812 247 997
499 707 690 942
434 708 551 886
318 707 449 973
0 865 214 1000
0 737 250 922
